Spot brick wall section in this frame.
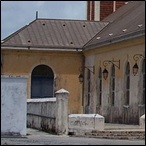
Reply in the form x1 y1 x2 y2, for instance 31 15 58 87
100 1 113 21
116 1 127 9
100 1 126 20
87 1 127 21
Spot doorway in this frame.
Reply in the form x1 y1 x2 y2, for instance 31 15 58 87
31 65 54 98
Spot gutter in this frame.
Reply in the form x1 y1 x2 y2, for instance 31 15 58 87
1 45 83 52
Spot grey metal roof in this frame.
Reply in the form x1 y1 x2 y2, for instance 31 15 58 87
84 1 145 50
1 19 108 50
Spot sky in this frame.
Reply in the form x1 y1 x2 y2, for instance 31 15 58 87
1 1 86 40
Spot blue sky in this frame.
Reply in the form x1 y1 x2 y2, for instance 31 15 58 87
1 1 86 40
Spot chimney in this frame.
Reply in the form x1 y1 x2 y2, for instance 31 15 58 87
36 11 38 19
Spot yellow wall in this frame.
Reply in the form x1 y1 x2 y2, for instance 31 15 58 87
82 36 145 124
84 37 145 81
1 49 83 114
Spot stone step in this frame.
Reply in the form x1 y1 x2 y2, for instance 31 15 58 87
84 130 145 140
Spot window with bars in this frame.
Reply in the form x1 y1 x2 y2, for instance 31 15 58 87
142 59 145 105
97 67 102 106
110 64 115 106
87 69 91 106
125 62 130 105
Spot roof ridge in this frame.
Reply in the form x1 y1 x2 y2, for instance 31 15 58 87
36 18 108 23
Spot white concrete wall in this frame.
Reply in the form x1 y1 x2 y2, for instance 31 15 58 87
27 89 69 135
1 75 27 136
140 114 145 129
55 89 69 135
68 114 104 135
27 98 56 133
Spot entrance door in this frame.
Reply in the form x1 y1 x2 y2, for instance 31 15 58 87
31 65 54 98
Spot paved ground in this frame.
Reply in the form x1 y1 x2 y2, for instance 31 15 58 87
104 123 144 130
1 124 145 145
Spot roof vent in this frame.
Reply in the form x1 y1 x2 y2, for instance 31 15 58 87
122 29 127 32
109 33 113 36
96 37 101 40
43 23 45 26
28 40 31 43
63 24 66 26
138 24 143 28
70 42 73 44
83 25 86 27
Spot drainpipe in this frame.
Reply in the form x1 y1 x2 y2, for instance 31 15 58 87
81 52 85 113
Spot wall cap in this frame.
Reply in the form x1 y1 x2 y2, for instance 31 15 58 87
1 75 28 79
55 88 69 94
140 114 145 119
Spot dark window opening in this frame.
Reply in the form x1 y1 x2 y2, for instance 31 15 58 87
97 67 102 106
87 69 91 106
125 62 130 105
31 65 54 98
110 65 115 106
142 60 145 105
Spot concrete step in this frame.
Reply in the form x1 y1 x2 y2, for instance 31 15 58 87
84 130 145 140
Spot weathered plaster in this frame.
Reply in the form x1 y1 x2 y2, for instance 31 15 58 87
1 75 27 136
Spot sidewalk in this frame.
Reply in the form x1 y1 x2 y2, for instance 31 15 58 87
1 123 144 138
24 123 145 140
104 123 144 131
1 124 145 145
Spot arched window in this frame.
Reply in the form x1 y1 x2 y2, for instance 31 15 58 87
110 64 115 106
97 67 102 106
142 59 145 105
125 62 130 105
31 65 54 98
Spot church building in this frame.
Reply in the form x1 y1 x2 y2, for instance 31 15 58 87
1 1 145 124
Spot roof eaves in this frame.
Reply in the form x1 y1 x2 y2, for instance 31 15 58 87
1 44 83 52
84 29 145 50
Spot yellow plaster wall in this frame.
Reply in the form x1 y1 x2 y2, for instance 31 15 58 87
1 49 83 114
83 36 145 123
84 37 145 80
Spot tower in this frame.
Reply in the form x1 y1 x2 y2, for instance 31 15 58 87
87 1 127 21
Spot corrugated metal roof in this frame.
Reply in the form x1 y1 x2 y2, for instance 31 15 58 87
1 19 108 50
84 1 145 50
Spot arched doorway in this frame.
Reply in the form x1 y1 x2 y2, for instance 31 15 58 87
31 65 54 98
